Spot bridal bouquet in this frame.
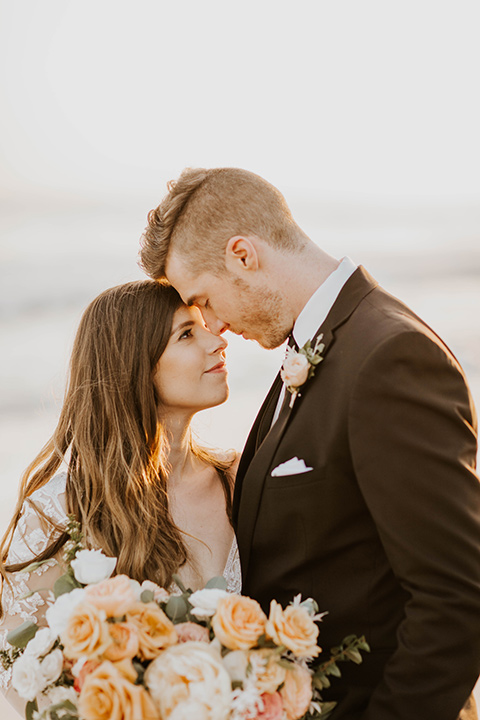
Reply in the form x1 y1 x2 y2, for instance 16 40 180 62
2 519 369 720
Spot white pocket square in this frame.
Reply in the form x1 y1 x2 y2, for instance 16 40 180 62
271 457 313 477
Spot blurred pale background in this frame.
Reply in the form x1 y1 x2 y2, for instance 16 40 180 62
1 1 479 717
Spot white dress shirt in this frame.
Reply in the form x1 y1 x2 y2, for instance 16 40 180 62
271 256 357 426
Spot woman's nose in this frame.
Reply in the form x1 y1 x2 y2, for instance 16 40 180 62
207 330 228 354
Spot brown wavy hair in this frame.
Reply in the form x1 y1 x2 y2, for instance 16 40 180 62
0 280 233 615
139 167 307 279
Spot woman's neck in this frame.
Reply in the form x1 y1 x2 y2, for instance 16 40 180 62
162 411 198 484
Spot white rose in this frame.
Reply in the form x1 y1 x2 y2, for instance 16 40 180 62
189 588 230 618
281 351 310 389
46 587 85 636
11 654 45 701
40 648 64 685
70 549 117 585
222 650 249 684
43 685 78 706
24 627 57 658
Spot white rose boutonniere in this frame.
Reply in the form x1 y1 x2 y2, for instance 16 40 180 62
281 335 325 407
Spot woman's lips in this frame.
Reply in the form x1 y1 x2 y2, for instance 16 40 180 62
205 361 227 373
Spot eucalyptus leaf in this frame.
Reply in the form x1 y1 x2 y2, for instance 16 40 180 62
7 620 38 648
140 589 155 604
25 698 38 720
165 595 188 622
54 573 81 598
204 576 227 590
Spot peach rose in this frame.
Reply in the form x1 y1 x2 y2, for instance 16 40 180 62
61 602 111 660
256 692 283 720
144 641 230 720
84 575 137 617
127 602 177 660
78 661 158 720
266 600 320 658
211 595 267 650
280 664 313 720
281 350 310 389
248 649 286 694
112 658 138 684
175 622 210 643
103 622 139 662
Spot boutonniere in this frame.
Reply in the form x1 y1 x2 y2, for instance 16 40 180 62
281 335 325 407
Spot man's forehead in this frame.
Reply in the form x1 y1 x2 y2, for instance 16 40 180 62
165 253 209 305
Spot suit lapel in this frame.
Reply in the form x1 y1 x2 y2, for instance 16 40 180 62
235 266 379 580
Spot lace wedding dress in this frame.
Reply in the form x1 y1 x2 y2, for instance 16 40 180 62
0 472 241 707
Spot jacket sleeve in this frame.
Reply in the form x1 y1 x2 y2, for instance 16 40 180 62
349 330 480 720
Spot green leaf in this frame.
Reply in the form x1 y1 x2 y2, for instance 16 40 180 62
46 700 79 720
25 699 38 720
326 662 341 677
344 648 363 664
171 574 188 594
7 620 38 648
140 589 155 604
204 576 227 590
53 573 81 597
165 595 188 622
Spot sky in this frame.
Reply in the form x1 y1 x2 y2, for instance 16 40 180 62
0 0 479 208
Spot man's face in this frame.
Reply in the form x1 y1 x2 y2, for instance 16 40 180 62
165 252 291 349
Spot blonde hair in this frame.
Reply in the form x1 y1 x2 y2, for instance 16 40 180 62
139 167 306 279
0 281 233 615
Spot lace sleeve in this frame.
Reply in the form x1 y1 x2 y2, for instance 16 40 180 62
0 474 68 715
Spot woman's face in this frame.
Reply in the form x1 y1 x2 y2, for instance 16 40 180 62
153 305 229 414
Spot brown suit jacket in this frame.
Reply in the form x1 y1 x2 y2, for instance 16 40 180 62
233 267 480 720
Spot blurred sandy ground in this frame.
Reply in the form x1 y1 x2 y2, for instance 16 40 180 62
1 198 479 716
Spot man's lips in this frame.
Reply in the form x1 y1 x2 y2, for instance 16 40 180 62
205 361 227 373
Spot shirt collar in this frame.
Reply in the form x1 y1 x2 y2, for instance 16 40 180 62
292 256 357 348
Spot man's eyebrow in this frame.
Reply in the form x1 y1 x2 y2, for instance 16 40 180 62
171 320 194 335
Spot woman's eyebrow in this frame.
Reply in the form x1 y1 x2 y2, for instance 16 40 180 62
171 320 195 335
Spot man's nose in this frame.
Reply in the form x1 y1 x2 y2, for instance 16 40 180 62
201 308 229 336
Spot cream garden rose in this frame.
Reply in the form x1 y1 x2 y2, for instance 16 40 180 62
11 654 45 701
248 649 286 694
144 641 231 720
281 350 310 389
266 600 320 658
211 595 267 650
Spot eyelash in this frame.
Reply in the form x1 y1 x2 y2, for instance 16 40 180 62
179 328 193 340
204 300 210 309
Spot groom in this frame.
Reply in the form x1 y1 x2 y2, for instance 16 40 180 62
140 167 480 719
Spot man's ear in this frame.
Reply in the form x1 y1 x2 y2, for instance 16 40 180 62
225 236 259 273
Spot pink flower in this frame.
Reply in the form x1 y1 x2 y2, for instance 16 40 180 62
255 692 283 720
175 622 210 643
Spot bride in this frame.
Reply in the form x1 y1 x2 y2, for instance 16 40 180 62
0 280 240 713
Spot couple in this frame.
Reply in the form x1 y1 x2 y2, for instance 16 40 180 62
1 167 480 719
